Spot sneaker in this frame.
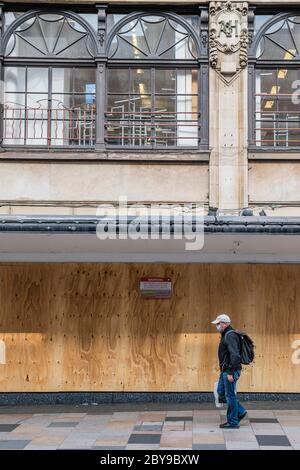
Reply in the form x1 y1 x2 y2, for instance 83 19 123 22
219 423 240 429
238 411 247 422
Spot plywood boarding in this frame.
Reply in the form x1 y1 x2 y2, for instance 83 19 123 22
0 263 299 392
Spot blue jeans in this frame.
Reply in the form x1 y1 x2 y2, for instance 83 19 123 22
217 370 246 426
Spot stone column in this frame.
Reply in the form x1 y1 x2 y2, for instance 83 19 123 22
209 1 249 212
95 4 108 151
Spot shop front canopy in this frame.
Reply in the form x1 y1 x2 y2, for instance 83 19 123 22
0 215 300 262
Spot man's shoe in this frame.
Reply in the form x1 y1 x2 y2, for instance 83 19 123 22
238 411 247 422
219 423 240 429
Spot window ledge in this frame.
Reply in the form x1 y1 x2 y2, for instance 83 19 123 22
248 149 300 160
0 149 210 162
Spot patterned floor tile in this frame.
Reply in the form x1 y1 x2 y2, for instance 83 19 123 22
193 444 226 450
250 418 278 423
0 440 31 449
193 434 225 445
128 433 161 444
134 424 163 432
0 424 20 432
256 435 291 446
251 424 286 435
226 442 260 450
166 411 193 417
48 422 79 428
165 416 193 422
126 444 161 450
160 431 192 448
59 438 97 449
163 422 185 431
92 446 126 450
0 407 297 450
259 446 293 450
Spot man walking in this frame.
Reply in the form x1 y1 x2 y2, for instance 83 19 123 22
212 313 247 429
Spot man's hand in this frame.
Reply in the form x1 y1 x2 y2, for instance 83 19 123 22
227 374 234 383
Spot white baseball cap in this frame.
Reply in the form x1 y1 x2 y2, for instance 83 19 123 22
211 314 231 324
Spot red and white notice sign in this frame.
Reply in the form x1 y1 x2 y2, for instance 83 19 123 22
139 277 172 299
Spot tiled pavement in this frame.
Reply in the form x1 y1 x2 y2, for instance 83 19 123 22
0 407 300 450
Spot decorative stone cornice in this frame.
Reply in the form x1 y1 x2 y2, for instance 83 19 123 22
209 1 249 84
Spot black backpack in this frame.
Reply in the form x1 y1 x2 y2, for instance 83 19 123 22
225 330 255 365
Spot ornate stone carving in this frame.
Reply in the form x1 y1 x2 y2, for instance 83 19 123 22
239 28 248 68
209 1 249 84
96 4 108 52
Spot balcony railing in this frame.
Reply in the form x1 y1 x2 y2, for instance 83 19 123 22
255 92 300 147
2 103 96 147
105 110 200 148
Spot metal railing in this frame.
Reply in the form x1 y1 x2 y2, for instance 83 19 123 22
255 92 300 146
2 104 96 147
105 110 200 147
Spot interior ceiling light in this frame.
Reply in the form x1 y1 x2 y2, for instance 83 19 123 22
284 49 296 60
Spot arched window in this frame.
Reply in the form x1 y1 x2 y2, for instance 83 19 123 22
105 14 204 148
252 15 300 148
2 12 97 147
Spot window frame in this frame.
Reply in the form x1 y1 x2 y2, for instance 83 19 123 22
105 11 208 151
0 6 209 156
249 11 300 151
0 9 98 150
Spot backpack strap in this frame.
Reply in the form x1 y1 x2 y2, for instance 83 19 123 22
224 330 242 348
224 330 238 341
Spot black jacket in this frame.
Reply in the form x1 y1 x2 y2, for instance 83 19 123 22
218 325 242 374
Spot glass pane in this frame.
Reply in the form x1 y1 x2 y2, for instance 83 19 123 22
52 68 73 94
278 68 298 94
4 12 22 31
155 69 197 94
3 94 26 133
39 15 65 52
254 15 273 36
15 19 48 55
107 94 130 115
119 20 150 56
287 19 300 56
141 17 165 55
159 37 194 59
27 68 48 93
155 95 176 120
53 19 88 56
73 94 96 109
3 110 25 144
74 69 96 92
131 69 151 94
26 120 48 145
155 69 176 94
259 20 298 60
107 94 151 146
183 15 199 33
78 13 98 31
15 16 36 32
108 69 130 93
109 16 195 59
9 35 46 57
115 35 147 59
6 13 93 58
53 94 73 109
255 68 300 147
155 125 176 147
4 67 25 92
55 36 91 58
51 112 95 147
107 14 127 32
27 94 48 120
108 94 151 115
